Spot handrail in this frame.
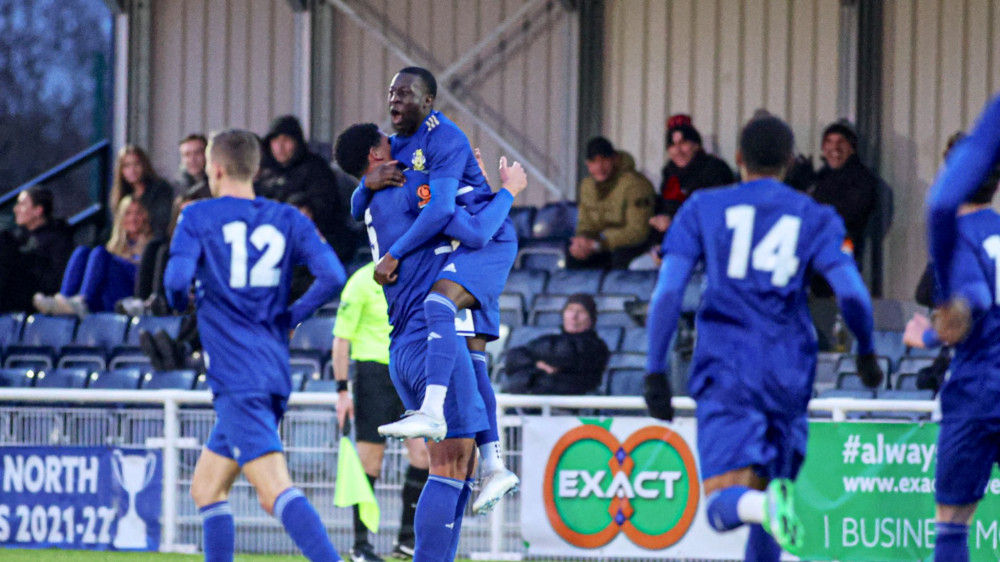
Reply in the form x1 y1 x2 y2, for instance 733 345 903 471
0 139 111 207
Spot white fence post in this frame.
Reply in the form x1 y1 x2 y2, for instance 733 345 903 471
162 395 179 552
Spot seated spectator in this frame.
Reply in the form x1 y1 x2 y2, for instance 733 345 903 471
255 114 357 263
811 120 880 258
33 196 153 317
110 144 174 238
0 187 73 313
172 133 208 197
501 294 610 395
568 137 656 269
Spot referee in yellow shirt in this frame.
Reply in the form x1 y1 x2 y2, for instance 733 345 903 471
333 261 429 561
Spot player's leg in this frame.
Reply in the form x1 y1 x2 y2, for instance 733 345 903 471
420 278 477 415
445 450 479 561
190 447 241 562
467 336 518 514
935 503 977 562
414 437 476 560
242 451 341 561
395 438 429 557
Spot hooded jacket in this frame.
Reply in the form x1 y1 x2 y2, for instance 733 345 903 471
575 151 657 251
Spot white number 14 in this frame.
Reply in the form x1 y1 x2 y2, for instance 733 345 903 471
725 205 801 287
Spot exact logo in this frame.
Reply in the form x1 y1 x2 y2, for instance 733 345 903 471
543 424 699 550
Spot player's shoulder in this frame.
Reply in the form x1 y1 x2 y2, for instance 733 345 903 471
425 111 468 144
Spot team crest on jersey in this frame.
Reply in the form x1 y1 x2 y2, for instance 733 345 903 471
417 184 431 208
412 149 426 171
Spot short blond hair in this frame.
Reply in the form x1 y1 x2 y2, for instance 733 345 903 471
207 129 261 182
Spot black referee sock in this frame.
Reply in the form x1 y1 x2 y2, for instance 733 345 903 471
398 465 429 543
352 473 378 547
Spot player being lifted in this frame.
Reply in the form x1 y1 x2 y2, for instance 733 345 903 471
903 93 1000 562
643 116 882 560
335 121 527 560
164 130 347 561
351 66 522 513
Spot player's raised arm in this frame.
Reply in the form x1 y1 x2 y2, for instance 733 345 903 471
927 94 1000 300
442 157 527 249
163 207 202 311
287 212 347 326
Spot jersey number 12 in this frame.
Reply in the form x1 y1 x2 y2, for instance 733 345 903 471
223 221 286 288
725 205 801 287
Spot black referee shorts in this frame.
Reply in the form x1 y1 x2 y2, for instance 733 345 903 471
354 360 406 444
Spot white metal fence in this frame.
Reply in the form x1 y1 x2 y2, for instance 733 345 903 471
0 389 937 560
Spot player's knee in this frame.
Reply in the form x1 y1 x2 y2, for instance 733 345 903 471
257 490 277 515
190 480 225 508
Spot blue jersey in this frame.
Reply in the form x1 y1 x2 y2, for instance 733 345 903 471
663 178 854 411
166 197 345 396
940 209 1000 419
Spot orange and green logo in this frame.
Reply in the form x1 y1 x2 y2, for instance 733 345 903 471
543 424 700 550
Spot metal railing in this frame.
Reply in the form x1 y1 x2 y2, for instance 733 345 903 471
0 389 936 559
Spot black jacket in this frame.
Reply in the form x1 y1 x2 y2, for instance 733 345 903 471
812 155 879 252
658 151 735 216
0 219 73 312
502 329 610 395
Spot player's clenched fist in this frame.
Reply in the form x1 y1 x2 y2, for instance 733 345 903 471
643 372 674 421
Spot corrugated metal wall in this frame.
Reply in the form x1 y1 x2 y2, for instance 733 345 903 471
147 0 300 180
881 0 1000 299
328 0 577 205
603 0 844 183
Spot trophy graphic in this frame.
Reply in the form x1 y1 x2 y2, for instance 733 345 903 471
111 449 157 549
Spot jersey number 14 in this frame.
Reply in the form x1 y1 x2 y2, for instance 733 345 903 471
725 205 801 287
222 221 286 288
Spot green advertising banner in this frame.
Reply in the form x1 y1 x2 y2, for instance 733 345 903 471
797 422 1000 561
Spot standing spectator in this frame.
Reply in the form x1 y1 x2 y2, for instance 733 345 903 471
0 187 73 313
811 121 880 257
34 195 153 317
110 144 174 239
332 262 429 561
500 293 610 395
255 115 355 263
173 133 208 196
568 137 656 269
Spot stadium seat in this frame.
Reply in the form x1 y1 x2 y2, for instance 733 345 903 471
302 379 340 393
194 373 209 391
86 369 142 390
290 355 323 382
504 326 560 351
871 389 935 421
531 201 576 240
499 293 526 328
892 373 923 391
124 315 183 345
107 354 153 373
529 294 569 327
835 354 891 378
504 269 548 305
620 327 648 354
814 352 843 393
594 294 639 327
816 388 876 400
515 246 565 270
0 313 24 350
896 356 935 375
291 317 337 356
604 367 645 396
141 370 197 390
606 352 646 371
483 324 510 367
600 270 658 300
0 368 33 387
509 206 536 240
4 314 77 369
34 368 89 389
546 269 604 295
870 329 905 366
595 327 622 351
837 372 885 391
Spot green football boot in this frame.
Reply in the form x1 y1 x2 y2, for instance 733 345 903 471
762 478 804 553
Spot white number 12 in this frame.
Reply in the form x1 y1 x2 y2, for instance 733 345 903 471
222 221 286 288
725 205 801 287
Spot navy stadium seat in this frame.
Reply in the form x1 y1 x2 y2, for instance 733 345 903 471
606 352 646 371
504 326 560 351
600 270 658 300
620 327 648 354
529 295 569 327
892 373 922 391
531 201 576 240
291 317 337 356
0 313 24 349
836 355 891 377
870 329 906 366
595 327 622 351
817 388 876 400
604 367 645 396
515 246 565 270
594 295 639 327
546 269 604 295
4 314 77 369
504 269 548 304
34 368 89 389
499 293 526 328
87 369 142 390
813 352 843 393
124 315 183 345
509 206 536 240
0 368 33 387
896 356 935 375
141 370 196 390
303 379 340 393
59 312 131 371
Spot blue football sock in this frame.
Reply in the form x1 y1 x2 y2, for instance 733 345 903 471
424 294 459 389
444 480 474 561
273 487 340 561
471 351 499 446
745 524 781 561
706 486 751 532
414 475 463 560
199 501 234 562
935 522 969 562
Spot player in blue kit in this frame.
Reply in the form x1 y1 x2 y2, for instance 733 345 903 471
335 122 527 560
349 66 522 512
642 116 882 560
163 130 347 562
903 94 1000 562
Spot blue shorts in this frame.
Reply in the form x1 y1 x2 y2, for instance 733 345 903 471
437 237 517 341
696 400 807 480
389 335 489 439
206 393 287 466
935 416 1000 505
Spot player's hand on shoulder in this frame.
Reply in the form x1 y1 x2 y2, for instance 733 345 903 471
498 156 528 197
855 353 884 389
374 253 400 285
903 313 932 349
367 161 405 191
643 372 674 421
933 298 972 345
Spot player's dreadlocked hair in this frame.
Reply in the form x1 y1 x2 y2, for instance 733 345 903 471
398 66 438 98
334 123 382 179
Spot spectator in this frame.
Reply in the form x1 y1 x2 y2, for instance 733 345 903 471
110 144 174 238
33 195 153 317
811 120 880 257
172 133 208 196
569 137 656 269
0 187 73 313
652 115 735 231
255 115 356 263
500 293 610 395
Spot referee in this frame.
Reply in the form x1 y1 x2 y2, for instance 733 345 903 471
333 261 429 561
